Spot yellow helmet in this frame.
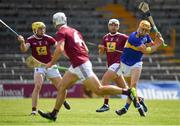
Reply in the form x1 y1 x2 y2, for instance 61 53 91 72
32 22 46 34
139 20 151 30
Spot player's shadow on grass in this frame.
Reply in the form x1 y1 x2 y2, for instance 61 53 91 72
0 114 32 117
0 114 55 124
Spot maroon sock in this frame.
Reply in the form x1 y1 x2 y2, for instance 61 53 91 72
51 109 59 117
32 107 36 111
122 89 129 95
104 99 109 105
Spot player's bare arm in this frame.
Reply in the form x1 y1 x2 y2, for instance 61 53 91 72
98 44 105 57
154 32 164 46
54 41 68 58
144 32 164 54
54 41 58 47
139 38 163 54
83 41 89 53
62 50 69 58
137 44 147 54
46 41 64 68
146 36 163 53
17 35 30 52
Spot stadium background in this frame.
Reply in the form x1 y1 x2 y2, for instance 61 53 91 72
0 0 180 123
0 0 180 125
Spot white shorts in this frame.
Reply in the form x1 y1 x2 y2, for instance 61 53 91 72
34 65 61 78
108 63 121 73
117 62 143 77
68 60 95 82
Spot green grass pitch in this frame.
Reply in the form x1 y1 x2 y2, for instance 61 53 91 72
0 98 180 126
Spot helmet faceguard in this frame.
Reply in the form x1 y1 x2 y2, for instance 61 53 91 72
108 19 120 34
53 12 67 28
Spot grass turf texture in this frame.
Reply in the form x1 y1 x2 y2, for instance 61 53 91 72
0 98 180 126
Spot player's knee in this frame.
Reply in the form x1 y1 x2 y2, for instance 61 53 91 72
57 85 68 95
93 87 103 96
34 84 42 92
55 82 61 90
58 83 68 91
101 77 110 85
101 80 109 86
94 91 101 95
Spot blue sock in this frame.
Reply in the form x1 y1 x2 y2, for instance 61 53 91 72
124 103 130 110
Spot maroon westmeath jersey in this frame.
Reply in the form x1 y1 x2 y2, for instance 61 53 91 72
26 34 56 64
55 25 89 68
102 32 128 67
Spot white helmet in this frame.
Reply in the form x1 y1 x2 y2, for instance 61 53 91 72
108 19 120 26
53 12 67 27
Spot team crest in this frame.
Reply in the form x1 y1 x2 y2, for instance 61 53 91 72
141 37 148 44
106 42 116 52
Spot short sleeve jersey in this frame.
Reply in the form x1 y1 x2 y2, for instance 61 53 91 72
121 32 152 66
102 32 128 67
26 34 56 63
55 25 89 68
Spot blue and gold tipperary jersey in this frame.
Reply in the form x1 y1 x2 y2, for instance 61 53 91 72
121 32 152 66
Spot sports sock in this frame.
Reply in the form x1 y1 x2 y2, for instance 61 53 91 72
124 103 130 110
51 109 59 117
136 102 141 109
32 107 36 111
122 89 129 95
104 99 109 105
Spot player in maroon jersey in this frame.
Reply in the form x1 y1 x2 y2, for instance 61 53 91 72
96 19 129 112
38 12 137 121
17 22 70 115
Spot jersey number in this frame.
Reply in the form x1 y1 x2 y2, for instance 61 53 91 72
74 31 83 46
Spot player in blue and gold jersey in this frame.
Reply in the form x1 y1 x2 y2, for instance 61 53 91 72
115 20 164 116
